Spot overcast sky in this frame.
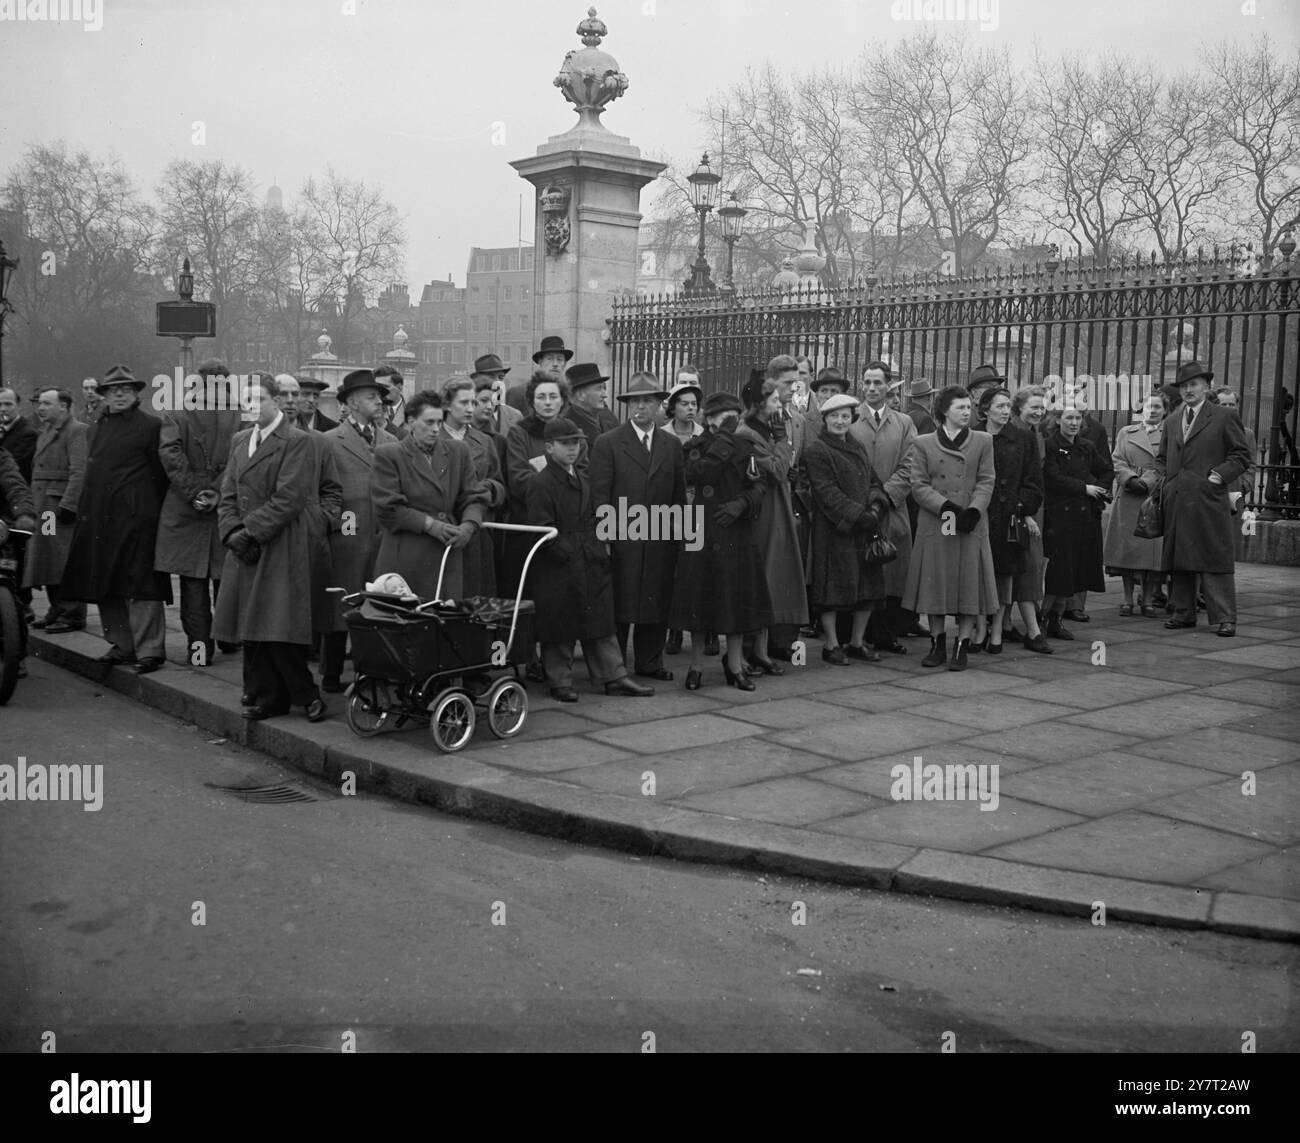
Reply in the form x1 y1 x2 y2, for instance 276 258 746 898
1 0 1296 287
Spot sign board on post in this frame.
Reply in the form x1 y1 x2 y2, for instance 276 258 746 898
156 301 217 339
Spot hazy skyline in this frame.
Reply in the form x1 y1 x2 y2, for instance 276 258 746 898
2 0 1296 288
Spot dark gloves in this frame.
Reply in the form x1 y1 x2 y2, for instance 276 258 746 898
941 500 960 521
56 506 77 524
769 417 787 444
13 515 36 533
714 498 746 527
858 511 880 540
226 528 262 565
1125 476 1147 495
956 507 981 534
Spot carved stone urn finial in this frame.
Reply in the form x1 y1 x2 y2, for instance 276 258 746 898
554 7 630 132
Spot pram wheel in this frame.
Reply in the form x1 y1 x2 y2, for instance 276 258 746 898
346 676 393 737
430 689 476 752
485 678 528 739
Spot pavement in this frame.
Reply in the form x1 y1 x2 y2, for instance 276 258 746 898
25 563 1300 942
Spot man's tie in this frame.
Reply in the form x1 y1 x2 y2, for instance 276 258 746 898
875 410 882 429
1183 406 1195 439
363 423 374 448
249 426 262 457
645 430 653 454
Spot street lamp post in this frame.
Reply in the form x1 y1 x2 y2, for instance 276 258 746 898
0 240 19 387
177 257 196 375
683 153 721 296
718 192 747 295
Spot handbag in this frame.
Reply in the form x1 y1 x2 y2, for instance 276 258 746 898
1007 514 1030 550
1133 478 1164 540
862 532 899 568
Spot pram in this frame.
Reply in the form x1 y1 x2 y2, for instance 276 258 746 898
340 522 556 752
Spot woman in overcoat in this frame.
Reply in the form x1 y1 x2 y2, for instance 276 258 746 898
902 385 1000 672
803 393 892 665
371 392 489 602
1104 393 1166 616
441 377 506 598
1008 386 1053 652
735 376 809 673
23 397 88 629
669 392 773 691
1042 406 1114 640
973 387 1043 654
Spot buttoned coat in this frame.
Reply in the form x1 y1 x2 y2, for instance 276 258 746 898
848 405 917 598
987 421 1044 578
371 433 489 601
302 430 344 632
61 403 172 604
1155 401 1250 574
23 415 87 588
443 423 506 598
1042 429 1114 595
1103 422 1165 572
154 408 242 579
589 420 687 625
211 420 315 645
902 429 1000 616
1012 423 1048 602
567 401 619 449
0 414 38 482
736 417 809 626
323 420 397 632
803 429 891 609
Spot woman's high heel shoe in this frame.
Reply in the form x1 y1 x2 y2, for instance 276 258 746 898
746 655 785 676
685 668 703 691
723 661 756 691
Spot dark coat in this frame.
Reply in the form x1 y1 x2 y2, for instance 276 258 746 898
212 420 315 645
668 427 773 633
0 446 34 523
300 410 339 433
588 420 686 625
524 458 616 644
61 403 172 603
803 430 890 610
441 423 506 598
1156 401 1251 574
987 421 1044 577
1012 423 1048 603
736 417 809 626
303 431 344 631
371 433 489 601
1042 429 1114 595
0 414 38 483
907 403 936 437
567 401 619 449
154 408 242 579
23 415 86 588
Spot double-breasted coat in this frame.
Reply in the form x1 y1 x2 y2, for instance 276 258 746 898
442 423 506 598
735 417 809 626
1011 422 1048 603
588 421 687 626
1103 422 1165 573
1042 429 1114 595
23 415 87 589
154 408 242 580
668 427 773 634
212 420 315 645
902 429 1000 616
525 458 617 644
1155 401 1250 574
803 429 891 610
323 420 397 632
371 433 489 601
848 406 917 598
986 421 1044 578
61 403 172 604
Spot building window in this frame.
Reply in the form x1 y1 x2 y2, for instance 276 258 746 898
451 345 463 364
486 315 496 333
521 287 531 301
437 346 448 364
492 254 501 270
488 285 497 302
455 317 464 333
502 314 512 333
521 314 530 331
438 316 448 334
471 316 480 333
504 285 512 301
471 286 480 299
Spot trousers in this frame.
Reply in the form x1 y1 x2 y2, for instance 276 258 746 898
616 622 667 673
542 636 629 690
1170 570 1236 625
45 585 86 624
320 631 348 682
178 576 219 657
99 597 166 659
243 640 319 710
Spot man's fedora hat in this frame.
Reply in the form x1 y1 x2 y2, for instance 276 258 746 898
471 354 510 377
100 364 144 390
617 373 669 402
967 363 1007 389
666 380 703 409
814 366 848 392
298 375 328 392
196 358 230 378
819 392 860 418
533 335 574 363
908 377 936 399
565 362 611 392
544 416 584 442
702 391 742 417
1175 361 1215 386
337 368 383 401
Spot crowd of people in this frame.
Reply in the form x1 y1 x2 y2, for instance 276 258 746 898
0 336 1255 719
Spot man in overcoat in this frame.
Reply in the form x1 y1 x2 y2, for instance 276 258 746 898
565 362 620 448
155 359 242 663
61 365 172 673
212 374 325 721
1157 362 1251 636
24 388 88 632
849 361 918 653
318 369 397 692
589 373 686 681
525 416 653 703
0 387 37 482
296 376 339 433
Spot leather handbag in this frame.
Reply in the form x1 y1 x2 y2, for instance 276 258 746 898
1133 478 1164 540
1007 513 1030 550
862 532 899 568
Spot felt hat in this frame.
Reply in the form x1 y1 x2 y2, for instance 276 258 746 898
617 373 670 402
544 416 584 442
565 362 611 392
908 377 935 399
819 392 860 418
100 364 144 391
533 335 574 363
1175 361 1215 386
967 363 1007 390
337 369 383 401
471 354 509 377
702 391 742 417
813 366 848 393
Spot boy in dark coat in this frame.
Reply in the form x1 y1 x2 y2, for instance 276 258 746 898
524 417 652 704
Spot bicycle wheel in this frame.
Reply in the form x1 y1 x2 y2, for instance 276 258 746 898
345 676 393 737
429 689 476 753
0 585 22 705
485 678 528 739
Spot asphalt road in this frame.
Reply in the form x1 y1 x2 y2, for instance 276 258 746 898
1 659 1296 1053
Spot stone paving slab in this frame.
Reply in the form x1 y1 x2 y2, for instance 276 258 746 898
24 562 1300 941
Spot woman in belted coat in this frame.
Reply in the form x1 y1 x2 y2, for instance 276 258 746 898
1104 393 1167 616
1042 406 1115 640
902 385 1000 671
23 394 88 629
803 393 892 665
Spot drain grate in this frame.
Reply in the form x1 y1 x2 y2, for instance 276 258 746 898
205 782 318 804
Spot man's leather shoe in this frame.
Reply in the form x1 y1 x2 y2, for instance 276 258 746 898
29 615 49 629
320 677 347 693
636 668 674 681
605 677 654 697
97 647 137 665
1164 617 1197 629
684 668 703 691
1063 609 1090 622
550 687 579 703
44 620 85 634
845 644 882 662
304 698 328 722
1216 622 1236 637
242 704 287 720
135 657 165 674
